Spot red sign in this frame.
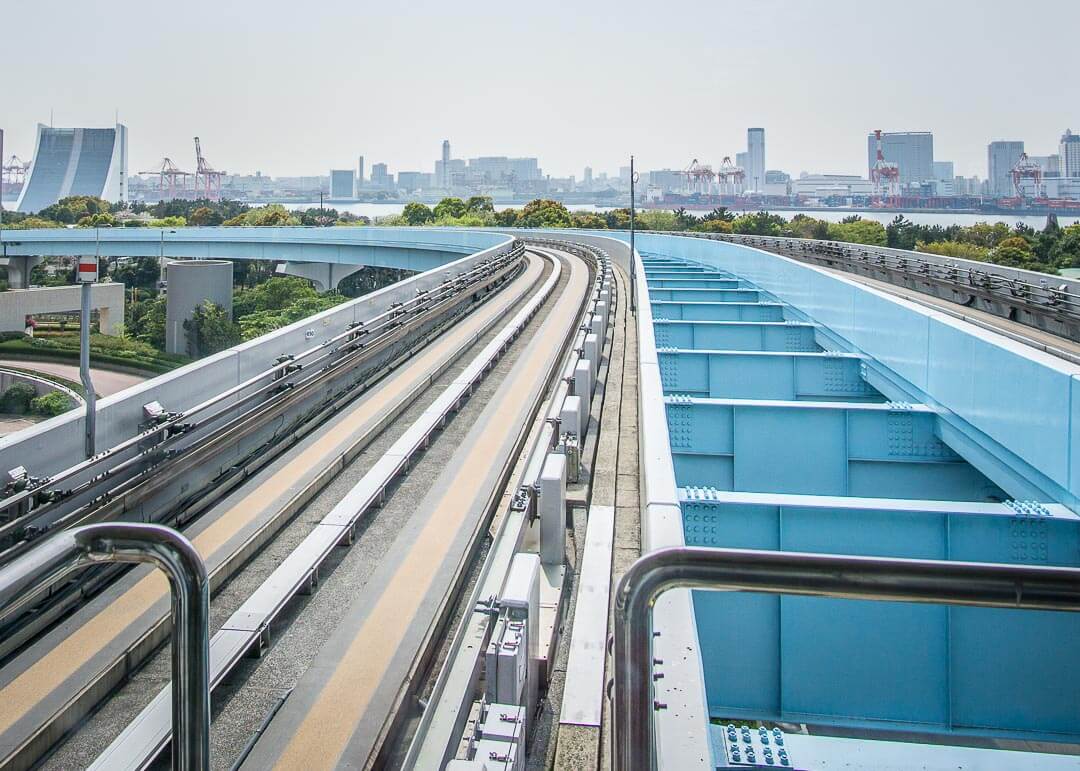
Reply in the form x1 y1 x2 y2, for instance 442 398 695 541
77 257 98 283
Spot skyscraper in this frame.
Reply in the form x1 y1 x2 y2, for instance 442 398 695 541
867 132 934 186
17 124 128 213
987 141 1024 196
357 156 365 186
1060 130 1080 178
441 140 451 187
330 169 355 199
747 128 765 192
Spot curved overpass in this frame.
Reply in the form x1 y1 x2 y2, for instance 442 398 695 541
0 227 515 289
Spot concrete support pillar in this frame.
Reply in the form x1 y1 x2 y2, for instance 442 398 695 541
276 261 365 291
6 256 44 289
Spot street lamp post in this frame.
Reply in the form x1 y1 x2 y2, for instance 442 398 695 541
78 234 99 457
629 155 637 313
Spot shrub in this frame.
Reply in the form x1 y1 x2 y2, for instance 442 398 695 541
0 383 37 414
30 391 73 417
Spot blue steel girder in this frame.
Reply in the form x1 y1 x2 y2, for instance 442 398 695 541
650 301 784 322
664 396 1004 502
653 320 820 352
657 349 881 402
646 288 761 303
679 488 1080 743
647 277 747 289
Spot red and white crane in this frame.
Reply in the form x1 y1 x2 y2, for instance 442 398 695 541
870 129 901 207
1010 152 1043 200
715 156 746 196
139 157 194 200
681 159 715 195
193 137 225 201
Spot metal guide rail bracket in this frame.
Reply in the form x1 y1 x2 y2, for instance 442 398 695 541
0 243 527 554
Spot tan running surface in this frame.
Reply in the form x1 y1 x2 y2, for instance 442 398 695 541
249 248 589 770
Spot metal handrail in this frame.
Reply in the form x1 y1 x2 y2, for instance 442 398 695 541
0 522 209 770
612 546 1080 771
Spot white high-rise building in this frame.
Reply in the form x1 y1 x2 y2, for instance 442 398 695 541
747 128 765 193
987 141 1024 197
1060 129 1080 178
867 132 934 186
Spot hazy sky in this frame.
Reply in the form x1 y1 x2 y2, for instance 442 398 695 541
3 0 1077 180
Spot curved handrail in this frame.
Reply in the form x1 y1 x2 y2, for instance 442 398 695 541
612 546 1080 771
0 522 209 770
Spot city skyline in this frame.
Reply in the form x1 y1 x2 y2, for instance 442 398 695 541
2 0 1077 181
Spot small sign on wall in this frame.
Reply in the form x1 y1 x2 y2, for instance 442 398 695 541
77 256 99 283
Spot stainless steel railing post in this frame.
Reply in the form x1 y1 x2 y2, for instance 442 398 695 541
0 522 209 770
612 546 1080 771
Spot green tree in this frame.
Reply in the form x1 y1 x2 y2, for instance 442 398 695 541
916 240 991 261
30 391 73 417
130 296 168 349
189 206 224 226
731 211 786 236
570 211 607 229
518 199 571 228
786 214 830 240
433 197 467 220
692 219 733 233
827 219 887 246
298 207 339 227
672 208 699 230
0 383 37 414
1050 225 1080 268
958 221 1011 248
402 202 435 226
701 207 735 223
184 301 241 357
493 209 520 227
111 257 161 291
465 196 494 215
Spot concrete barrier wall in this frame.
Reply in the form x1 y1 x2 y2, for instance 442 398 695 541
0 283 124 334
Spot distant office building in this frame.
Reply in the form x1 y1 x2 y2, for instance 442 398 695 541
648 169 684 193
1061 129 1080 178
467 156 541 185
791 174 873 199
441 140 451 187
867 131 934 186
746 128 765 192
357 156 365 186
329 169 355 198
396 171 430 192
1030 155 1061 176
932 161 954 181
763 169 790 196
370 163 393 191
987 141 1025 196
583 166 593 190
619 166 631 184
735 152 750 178
17 123 128 213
